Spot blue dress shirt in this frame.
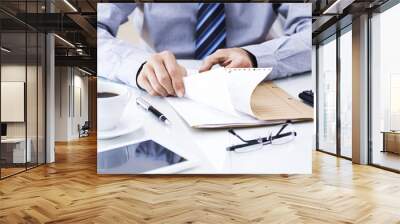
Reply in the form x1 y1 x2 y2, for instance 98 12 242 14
97 3 311 88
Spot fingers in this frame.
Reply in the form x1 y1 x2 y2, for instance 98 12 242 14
137 48 253 96
137 74 156 96
172 66 186 97
225 48 254 68
221 59 233 67
224 60 242 68
163 53 186 97
150 54 174 96
199 48 254 72
137 51 186 97
199 49 227 72
144 65 168 96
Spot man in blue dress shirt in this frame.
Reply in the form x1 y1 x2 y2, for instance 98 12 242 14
98 3 311 97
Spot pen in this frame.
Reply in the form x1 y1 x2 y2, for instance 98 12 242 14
136 97 171 125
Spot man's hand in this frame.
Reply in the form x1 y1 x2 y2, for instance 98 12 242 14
137 51 186 97
199 48 254 72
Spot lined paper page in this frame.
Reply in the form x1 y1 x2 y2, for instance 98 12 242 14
166 97 283 128
166 67 312 128
183 68 238 116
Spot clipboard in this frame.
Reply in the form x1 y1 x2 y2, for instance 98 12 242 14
251 82 313 121
166 68 313 129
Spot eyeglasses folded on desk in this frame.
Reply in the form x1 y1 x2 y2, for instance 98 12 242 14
226 120 296 153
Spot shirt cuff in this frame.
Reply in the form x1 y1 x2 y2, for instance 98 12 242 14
241 44 277 69
136 62 146 91
109 53 149 88
241 41 283 80
241 48 258 68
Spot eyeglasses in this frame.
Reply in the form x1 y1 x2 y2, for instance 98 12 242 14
226 121 297 153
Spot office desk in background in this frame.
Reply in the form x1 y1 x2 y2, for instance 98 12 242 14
1 138 32 164
382 131 400 154
98 60 313 174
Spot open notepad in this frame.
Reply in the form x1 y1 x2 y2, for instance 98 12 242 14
166 68 313 128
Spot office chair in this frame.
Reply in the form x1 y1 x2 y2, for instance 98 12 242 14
79 121 90 138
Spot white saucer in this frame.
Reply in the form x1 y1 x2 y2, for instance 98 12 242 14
98 111 142 140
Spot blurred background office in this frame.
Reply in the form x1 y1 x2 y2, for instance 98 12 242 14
0 0 97 178
315 1 400 171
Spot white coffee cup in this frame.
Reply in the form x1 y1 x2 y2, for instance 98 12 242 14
97 80 131 131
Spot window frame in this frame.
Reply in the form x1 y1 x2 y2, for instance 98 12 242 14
315 23 353 160
0 0 48 180
367 0 400 173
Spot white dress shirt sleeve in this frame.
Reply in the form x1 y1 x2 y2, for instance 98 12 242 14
242 4 312 80
97 3 151 88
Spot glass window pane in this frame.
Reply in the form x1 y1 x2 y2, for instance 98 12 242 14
27 31 38 169
1 31 27 177
318 37 337 154
371 3 400 171
1 0 46 179
26 0 39 170
38 32 45 165
340 29 352 158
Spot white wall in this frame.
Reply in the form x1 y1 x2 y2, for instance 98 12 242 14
54 67 89 141
1 82 25 122
1 66 26 128
1 63 46 164
1 65 39 138
71 74 89 138
55 66 69 141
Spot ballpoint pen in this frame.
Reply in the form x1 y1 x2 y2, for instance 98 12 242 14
136 97 171 125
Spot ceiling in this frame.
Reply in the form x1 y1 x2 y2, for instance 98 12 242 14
0 0 98 73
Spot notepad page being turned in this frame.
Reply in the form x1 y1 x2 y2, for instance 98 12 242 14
166 68 279 128
166 96 275 128
182 68 238 116
182 68 272 116
226 68 272 116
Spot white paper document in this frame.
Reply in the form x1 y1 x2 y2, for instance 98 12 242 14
166 68 284 128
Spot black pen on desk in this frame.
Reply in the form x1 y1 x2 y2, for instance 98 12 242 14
136 97 171 125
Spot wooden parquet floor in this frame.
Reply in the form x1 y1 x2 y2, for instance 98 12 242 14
1 135 400 224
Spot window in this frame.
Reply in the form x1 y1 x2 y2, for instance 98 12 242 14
339 28 352 158
0 1 47 179
370 2 400 171
317 25 353 159
1 28 28 178
317 36 337 155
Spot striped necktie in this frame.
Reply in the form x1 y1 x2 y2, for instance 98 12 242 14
195 3 226 59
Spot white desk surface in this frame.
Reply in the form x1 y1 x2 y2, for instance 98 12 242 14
98 60 313 174
1 138 27 144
